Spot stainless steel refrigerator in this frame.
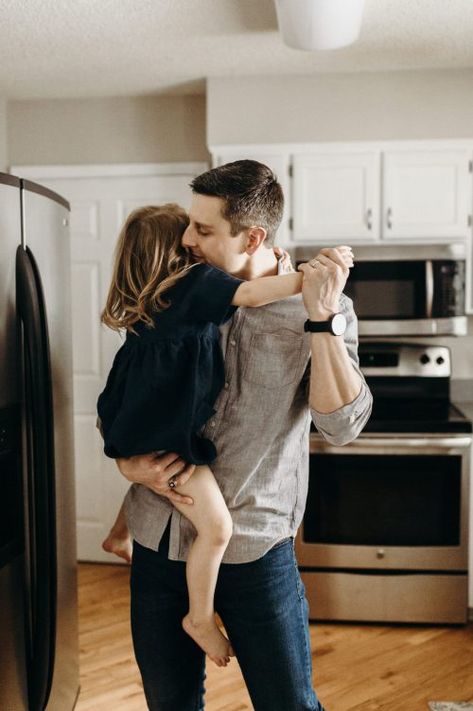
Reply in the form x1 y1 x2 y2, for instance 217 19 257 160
0 173 79 710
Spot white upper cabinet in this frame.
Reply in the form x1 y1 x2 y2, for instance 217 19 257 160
212 141 473 251
382 149 472 240
292 151 380 242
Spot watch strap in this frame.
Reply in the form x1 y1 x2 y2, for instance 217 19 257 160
304 319 332 333
304 312 347 336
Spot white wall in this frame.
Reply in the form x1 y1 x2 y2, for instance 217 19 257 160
0 98 8 172
441 328 473 385
207 69 473 146
8 94 209 166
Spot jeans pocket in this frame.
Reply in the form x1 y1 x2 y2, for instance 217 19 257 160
293 557 306 602
270 536 293 552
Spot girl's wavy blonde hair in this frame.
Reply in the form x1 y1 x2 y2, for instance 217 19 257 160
101 203 194 333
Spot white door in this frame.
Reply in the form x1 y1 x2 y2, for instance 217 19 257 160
382 149 472 240
34 169 206 561
292 151 380 242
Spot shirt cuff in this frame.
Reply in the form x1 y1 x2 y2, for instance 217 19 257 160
311 379 373 446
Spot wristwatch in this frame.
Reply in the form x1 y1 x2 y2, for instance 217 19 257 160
304 313 347 336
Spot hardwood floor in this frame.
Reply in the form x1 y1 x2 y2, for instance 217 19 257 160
76 563 473 711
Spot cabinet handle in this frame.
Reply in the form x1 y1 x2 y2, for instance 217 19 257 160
386 207 393 229
365 208 373 230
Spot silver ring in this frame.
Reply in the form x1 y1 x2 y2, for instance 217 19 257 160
168 477 177 489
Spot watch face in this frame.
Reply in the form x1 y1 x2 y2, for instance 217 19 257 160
331 313 347 336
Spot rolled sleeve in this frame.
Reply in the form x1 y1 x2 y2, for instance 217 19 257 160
310 293 373 446
311 379 372 446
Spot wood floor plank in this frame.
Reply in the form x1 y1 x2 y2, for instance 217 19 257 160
76 563 473 710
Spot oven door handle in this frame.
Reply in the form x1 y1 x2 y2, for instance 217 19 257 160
315 436 472 450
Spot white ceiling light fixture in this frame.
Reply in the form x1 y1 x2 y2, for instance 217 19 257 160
275 0 366 51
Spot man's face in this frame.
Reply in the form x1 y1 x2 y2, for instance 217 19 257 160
182 194 248 275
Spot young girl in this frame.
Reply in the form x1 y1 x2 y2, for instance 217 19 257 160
97 203 305 668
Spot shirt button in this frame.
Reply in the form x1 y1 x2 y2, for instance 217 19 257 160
224 382 229 389
230 339 236 346
210 421 216 427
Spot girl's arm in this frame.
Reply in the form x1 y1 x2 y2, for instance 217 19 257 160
231 272 303 308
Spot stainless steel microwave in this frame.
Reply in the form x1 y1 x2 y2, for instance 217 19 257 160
294 243 467 336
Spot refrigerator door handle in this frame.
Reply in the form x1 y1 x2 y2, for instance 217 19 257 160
16 245 57 711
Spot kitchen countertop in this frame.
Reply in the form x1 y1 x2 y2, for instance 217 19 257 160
456 402 473 423
448 379 473 425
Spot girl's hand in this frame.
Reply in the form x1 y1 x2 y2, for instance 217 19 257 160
116 451 195 505
273 246 294 273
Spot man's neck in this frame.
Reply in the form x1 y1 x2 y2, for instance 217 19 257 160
236 248 279 281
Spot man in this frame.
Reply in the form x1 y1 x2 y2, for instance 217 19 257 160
117 160 372 710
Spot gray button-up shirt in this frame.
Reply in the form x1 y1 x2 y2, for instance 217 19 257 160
123 266 373 564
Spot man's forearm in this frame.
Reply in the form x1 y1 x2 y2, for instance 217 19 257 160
309 332 362 413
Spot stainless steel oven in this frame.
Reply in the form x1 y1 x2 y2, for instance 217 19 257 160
295 343 472 624
293 243 467 337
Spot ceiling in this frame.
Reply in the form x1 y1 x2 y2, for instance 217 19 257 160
1 0 473 100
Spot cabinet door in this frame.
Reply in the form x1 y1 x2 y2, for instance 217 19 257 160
382 149 472 240
213 150 291 247
292 152 380 242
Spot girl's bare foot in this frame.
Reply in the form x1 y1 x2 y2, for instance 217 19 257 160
102 530 132 563
182 614 234 667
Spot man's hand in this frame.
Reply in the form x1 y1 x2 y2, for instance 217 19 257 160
298 245 354 320
116 451 196 505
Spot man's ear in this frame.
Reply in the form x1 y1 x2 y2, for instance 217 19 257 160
245 226 267 255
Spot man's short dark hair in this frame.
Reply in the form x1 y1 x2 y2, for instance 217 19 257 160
190 160 284 247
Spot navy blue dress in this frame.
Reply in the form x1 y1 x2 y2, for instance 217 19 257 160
97 264 243 464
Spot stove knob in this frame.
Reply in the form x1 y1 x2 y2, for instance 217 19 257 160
436 356 445 365
420 354 430 365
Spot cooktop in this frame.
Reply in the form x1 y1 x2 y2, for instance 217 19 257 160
362 401 472 434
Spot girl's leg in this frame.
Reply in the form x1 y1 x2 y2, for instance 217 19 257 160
171 465 234 668
102 499 133 563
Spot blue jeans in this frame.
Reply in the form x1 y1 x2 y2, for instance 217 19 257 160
130 523 326 711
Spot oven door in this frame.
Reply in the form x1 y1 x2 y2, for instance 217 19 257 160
296 433 471 572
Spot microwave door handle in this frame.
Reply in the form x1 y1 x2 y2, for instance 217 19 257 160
425 260 434 318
